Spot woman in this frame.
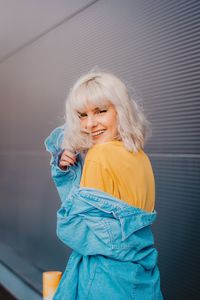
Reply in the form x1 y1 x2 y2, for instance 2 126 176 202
45 71 163 300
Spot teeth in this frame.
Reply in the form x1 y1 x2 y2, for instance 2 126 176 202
91 130 105 136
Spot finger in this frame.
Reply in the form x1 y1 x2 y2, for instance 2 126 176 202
59 160 72 168
62 150 77 160
59 164 68 170
62 149 75 157
62 152 76 163
60 156 75 165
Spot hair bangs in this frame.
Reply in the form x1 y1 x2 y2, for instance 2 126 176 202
70 80 110 113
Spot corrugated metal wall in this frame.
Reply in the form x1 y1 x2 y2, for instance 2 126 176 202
0 0 199 299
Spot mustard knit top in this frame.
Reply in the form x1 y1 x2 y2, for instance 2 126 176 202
80 141 155 212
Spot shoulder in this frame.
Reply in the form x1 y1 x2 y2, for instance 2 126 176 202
87 143 150 168
84 141 133 172
86 141 123 159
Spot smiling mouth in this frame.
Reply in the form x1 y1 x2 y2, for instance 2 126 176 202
91 130 106 137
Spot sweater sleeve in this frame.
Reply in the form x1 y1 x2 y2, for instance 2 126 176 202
80 160 114 196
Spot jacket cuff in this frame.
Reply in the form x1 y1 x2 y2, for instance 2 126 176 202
44 125 72 175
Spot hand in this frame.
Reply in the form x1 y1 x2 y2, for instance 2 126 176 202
59 150 77 170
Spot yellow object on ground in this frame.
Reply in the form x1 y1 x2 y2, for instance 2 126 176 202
43 271 62 300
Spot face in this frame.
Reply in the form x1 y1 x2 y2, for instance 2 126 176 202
77 102 119 144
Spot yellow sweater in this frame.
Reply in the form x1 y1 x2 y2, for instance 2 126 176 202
80 141 155 212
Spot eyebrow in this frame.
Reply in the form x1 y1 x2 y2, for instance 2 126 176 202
77 105 108 114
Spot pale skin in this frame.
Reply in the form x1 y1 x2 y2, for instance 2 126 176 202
59 149 77 170
59 101 118 170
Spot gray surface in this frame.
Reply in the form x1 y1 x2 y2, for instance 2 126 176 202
0 263 42 300
0 0 98 61
0 243 42 293
0 0 200 299
0 284 17 300
0 243 42 300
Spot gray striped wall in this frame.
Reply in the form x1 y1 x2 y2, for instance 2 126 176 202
0 1 199 299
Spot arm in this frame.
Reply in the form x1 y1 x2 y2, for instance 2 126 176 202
44 126 83 202
56 190 115 257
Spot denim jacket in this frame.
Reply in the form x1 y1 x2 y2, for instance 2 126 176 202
44 126 163 300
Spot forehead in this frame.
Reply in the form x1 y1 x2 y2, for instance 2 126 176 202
71 81 113 112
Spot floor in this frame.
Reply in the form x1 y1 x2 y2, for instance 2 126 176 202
0 284 17 300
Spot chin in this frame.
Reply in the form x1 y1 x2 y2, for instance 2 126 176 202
91 132 114 144
92 137 104 144
92 140 102 145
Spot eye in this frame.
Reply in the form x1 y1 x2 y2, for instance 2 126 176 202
77 112 87 119
100 109 107 113
96 108 108 114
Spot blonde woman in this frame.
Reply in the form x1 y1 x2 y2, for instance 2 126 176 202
45 71 163 300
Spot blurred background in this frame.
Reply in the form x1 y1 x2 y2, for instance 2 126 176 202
0 0 199 299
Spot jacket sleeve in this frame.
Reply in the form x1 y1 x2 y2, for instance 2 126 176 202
44 126 82 203
56 194 115 257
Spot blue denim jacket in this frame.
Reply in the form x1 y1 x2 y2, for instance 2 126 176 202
44 126 163 300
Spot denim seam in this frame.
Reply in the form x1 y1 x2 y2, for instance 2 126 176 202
65 252 75 273
131 264 140 300
86 259 98 300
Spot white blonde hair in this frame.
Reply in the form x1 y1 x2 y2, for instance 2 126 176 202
61 71 151 152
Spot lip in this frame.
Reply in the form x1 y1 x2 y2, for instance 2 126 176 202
91 129 106 137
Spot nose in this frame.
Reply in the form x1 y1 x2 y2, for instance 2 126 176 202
85 114 98 130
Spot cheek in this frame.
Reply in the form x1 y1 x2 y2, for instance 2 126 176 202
108 114 118 130
80 120 85 130
112 121 118 133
